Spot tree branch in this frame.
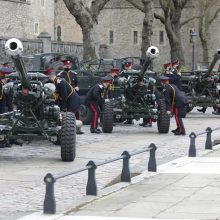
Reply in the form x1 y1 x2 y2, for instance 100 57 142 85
180 15 201 27
126 0 145 12
209 8 220 24
90 0 110 19
154 12 165 24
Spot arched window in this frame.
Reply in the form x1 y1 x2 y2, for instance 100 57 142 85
57 26 62 42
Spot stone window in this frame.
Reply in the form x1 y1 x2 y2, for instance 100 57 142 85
41 0 45 7
159 30 164 44
109 30 114 44
133 31 138 44
34 23 39 35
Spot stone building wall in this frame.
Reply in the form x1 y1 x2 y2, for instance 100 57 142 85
96 0 198 70
54 0 83 43
0 37 83 65
0 0 55 39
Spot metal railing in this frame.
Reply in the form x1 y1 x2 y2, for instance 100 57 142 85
188 127 220 157
43 143 157 214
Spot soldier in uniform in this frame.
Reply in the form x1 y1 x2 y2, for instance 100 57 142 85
57 59 79 92
160 76 187 135
45 68 84 134
0 71 10 114
105 68 120 99
164 62 182 91
121 60 134 124
85 76 112 133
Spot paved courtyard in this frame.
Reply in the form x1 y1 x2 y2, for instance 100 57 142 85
0 108 220 219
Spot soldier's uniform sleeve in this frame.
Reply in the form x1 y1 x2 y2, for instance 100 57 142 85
163 85 173 111
57 80 68 111
92 84 103 103
73 73 78 87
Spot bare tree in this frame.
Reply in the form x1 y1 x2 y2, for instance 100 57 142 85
126 0 154 59
63 0 110 60
127 0 193 65
198 0 220 66
154 0 191 65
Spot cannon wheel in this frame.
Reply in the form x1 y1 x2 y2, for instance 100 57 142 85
60 112 76 162
157 99 170 133
79 96 93 125
102 101 114 133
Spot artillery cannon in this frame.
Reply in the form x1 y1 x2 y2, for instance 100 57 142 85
183 49 220 112
0 38 76 161
102 46 170 133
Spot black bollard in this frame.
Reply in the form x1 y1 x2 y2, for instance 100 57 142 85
86 160 97 196
189 132 196 157
148 143 157 172
205 127 213 150
43 173 56 214
121 151 131 182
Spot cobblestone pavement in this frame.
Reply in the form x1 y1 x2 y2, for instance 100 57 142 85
1 108 220 220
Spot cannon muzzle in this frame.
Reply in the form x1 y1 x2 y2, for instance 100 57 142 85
5 38 30 88
146 46 159 59
204 49 220 78
142 46 159 74
5 38 23 56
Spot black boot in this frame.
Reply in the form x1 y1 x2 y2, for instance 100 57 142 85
171 128 179 133
197 107 206 113
90 128 102 134
124 119 133 125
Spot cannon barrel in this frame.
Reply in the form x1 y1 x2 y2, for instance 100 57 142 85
141 46 159 74
204 49 220 78
5 38 30 88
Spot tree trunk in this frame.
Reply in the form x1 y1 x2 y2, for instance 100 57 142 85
198 1 209 66
199 19 209 67
81 24 99 61
141 0 154 70
141 1 153 58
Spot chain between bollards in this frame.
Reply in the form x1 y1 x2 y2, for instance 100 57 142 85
43 173 56 214
189 132 196 157
121 151 131 182
86 160 97 196
148 143 157 172
205 127 213 150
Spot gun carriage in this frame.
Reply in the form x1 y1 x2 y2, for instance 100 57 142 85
0 38 76 161
182 49 220 112
101 46 170 133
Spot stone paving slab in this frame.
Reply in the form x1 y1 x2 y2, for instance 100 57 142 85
2 108 220 220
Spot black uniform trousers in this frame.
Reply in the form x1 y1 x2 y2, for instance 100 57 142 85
87 101 100 130
173 106 185 134
0 97 6 114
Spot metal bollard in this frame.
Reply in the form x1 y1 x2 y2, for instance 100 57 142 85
121 151 131 182
148 143 157 172
86 160 97 196
205 127 213 150
43 173 56 214
189 132 196 157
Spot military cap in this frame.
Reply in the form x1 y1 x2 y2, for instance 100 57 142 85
172 59 180 67
110 68 120 74
101 75 113 82
63 59 72 68
2 62 10 67
44 68 55 75
163 62 172 69
159 76 170 81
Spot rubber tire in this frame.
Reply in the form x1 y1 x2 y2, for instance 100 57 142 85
60 112 76 162
102 101 114 133
79 97 93 125
157 99 170 133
